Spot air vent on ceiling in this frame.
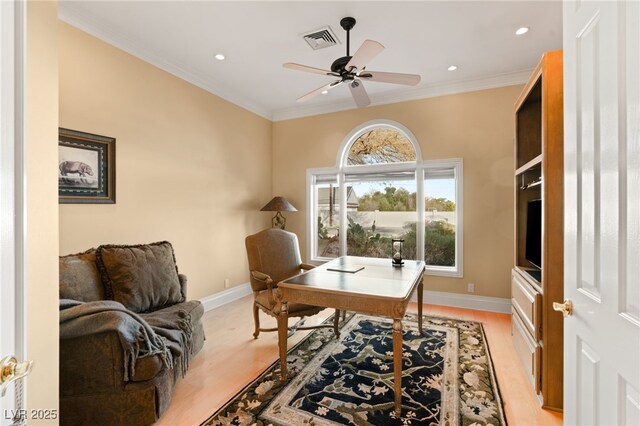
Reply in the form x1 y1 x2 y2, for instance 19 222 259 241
301 26 340 50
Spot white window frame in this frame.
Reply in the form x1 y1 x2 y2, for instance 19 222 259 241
306 167 339 261
307 120 463 277
420 158 464 278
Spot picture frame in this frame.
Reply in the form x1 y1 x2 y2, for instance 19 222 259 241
58 128 116 204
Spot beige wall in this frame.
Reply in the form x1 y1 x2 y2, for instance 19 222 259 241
58 23 272 299
58 18 520 301
26 0 59 420
272 86 521 299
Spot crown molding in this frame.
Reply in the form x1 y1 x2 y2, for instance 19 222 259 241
58 3 273 120
271 69 532 121
59 3 531 124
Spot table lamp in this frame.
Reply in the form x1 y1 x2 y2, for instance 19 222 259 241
261 196 297 230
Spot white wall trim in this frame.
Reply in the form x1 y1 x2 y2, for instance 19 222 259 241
413 290 511 314
1 0 27 418
58 2 530 124
201 285 511 314
200 283 252 312
272 69 532 121
58 4 273 121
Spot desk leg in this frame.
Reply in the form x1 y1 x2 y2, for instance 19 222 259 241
417 278 424 333
393 318 403 416
278 302 289 382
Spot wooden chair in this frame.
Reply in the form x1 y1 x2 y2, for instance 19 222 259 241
245 228 340 339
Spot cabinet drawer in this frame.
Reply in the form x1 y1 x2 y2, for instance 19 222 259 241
512 308 541 393
511 269 542 340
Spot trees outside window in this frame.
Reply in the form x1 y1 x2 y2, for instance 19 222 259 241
307 120 463 277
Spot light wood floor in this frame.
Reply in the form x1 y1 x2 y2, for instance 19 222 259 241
157 295 563 425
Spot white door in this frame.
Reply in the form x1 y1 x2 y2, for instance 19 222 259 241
0 1 31 425
563 1 640 424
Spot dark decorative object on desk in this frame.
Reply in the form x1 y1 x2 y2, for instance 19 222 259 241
260 196 297 230
392 238 404 267
58 128 115 204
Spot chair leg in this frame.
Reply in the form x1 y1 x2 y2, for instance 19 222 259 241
342 310 346 321
333 309 340 337
253 302 260 339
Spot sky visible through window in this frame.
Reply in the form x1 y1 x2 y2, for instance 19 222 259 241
351 178 455 203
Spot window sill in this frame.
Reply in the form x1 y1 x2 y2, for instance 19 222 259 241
424 267 462 278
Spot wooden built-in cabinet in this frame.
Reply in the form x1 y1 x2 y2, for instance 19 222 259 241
511 50 564 411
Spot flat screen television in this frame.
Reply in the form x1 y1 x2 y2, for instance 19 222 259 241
525 199 542 269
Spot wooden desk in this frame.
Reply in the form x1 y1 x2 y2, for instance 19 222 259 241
276 255 426 416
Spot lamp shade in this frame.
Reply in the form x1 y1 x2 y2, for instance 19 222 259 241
260 196 297 212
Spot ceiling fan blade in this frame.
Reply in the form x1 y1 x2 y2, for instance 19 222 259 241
349 80 371 108
359 71 421 86
283 62 337 76
346 40 384 71
297 80 343 103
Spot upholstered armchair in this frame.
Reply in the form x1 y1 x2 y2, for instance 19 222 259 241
245 228 340 339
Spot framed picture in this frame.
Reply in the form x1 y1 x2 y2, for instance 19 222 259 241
58 128 116 204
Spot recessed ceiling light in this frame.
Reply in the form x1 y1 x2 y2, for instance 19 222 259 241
214 53 225 61
515 27 529 35
321 90 329 95
448 65 458 71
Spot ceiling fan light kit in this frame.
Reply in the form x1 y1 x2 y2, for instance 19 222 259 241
283 17 421 108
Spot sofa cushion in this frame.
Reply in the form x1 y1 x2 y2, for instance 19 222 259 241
96 241 184 313
59 249 105 302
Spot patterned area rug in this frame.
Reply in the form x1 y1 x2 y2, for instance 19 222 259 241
201 313 506 426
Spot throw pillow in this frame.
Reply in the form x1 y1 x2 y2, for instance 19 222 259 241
96 241 184 313
59 249 105 302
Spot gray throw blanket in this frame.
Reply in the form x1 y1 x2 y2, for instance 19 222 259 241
60 299 193 381
140 307 194 381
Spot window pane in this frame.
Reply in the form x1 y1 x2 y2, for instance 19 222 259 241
347 128 416 165
424 176 456 267
346 178 417 259
315 183 340 259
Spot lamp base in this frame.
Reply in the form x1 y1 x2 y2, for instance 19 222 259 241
272 211 286 230
392 261 405 268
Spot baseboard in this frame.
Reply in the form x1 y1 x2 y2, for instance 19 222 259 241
413 290 511 314
200 285 510 314
200 283 252 312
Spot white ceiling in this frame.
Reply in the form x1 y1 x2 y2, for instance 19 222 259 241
58 1 563 121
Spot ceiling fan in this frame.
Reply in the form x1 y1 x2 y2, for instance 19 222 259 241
283 17 421 108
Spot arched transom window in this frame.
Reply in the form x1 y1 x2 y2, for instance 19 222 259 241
308 120 463 277
347 128 417 165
